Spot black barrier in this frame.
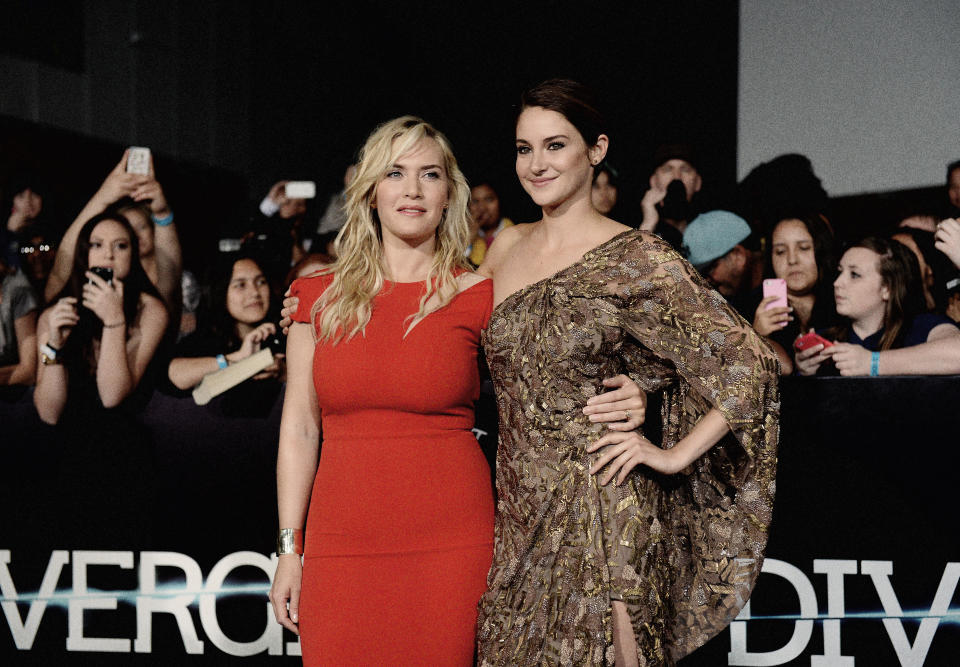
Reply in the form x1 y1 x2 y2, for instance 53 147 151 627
3 377 959 665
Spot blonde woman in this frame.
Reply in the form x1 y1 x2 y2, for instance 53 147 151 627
269 117 644 665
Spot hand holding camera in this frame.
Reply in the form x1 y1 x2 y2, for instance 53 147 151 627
227 323 285 380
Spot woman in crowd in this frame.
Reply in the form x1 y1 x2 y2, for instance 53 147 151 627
268 116 644 665
168 253 283 406
34 211 167 423
474 79 779 665
46 150 183 315
33 210 168 546
752 214 836 373
590 161 620 217
796 236 960 376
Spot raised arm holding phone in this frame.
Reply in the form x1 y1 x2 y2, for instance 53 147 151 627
46 149 182 314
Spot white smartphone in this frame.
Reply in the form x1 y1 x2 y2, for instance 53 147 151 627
126 147 151 175
285 181 316 199
762 278 788 310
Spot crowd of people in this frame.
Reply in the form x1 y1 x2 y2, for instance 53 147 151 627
3 141 959 403
1 79 959 664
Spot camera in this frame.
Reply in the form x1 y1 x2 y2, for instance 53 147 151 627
659 179 691 221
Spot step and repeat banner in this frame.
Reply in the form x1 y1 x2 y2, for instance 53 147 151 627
2 376 958 666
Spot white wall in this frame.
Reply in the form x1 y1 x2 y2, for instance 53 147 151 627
739 1 960 196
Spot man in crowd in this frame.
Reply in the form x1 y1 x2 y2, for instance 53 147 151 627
640 143 702 249
681 209 763 316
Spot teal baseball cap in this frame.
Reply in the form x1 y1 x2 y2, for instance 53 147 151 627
681 210 751 270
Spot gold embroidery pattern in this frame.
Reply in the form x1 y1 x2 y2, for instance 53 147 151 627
477 231 779 666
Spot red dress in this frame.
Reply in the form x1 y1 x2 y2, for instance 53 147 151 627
289 274 494 666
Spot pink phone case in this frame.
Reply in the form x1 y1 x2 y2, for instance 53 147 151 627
763 278 787 310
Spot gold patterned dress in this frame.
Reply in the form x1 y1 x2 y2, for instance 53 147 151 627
476 231 779 666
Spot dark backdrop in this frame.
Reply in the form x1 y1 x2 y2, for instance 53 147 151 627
245 2 740 225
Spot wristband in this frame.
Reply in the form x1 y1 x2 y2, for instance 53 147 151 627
151 211 174 226
276 528 304 555
216 354 228 369
870 351 880 377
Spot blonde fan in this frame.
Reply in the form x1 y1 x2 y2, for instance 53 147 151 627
309 116 473 343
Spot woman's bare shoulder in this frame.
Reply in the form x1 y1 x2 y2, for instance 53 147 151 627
477 222 532 277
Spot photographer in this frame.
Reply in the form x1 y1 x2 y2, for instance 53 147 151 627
167 253 284 413
639 143 702 249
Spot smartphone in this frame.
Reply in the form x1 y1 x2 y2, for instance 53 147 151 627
126 147 151 175
794 332 834 351
284 181 316 199
762 278 788 310
89 266 114 284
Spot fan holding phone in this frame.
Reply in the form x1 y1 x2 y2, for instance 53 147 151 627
34 210 168 423
752 215 838 374
795 236 960 376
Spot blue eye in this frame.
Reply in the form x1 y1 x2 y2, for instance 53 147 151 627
386 170 402 178
423 171 440 180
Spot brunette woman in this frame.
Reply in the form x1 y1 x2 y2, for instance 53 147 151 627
752 214 837 373
475 80 779 666
168 253 283 412
796 236 960 376
34 210 167 546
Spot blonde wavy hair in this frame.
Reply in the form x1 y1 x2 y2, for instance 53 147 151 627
309 116 472 343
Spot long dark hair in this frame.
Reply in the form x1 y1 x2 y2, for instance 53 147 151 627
832 236 924 350
765 214 838 327
202 252 274 352
55 211 162 371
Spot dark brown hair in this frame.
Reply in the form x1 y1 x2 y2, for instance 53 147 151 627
517 79 606 146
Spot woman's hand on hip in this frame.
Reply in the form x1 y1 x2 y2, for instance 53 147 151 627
582 374 646 431
586 430 682 486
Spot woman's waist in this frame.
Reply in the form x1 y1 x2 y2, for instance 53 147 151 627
320 409 477 440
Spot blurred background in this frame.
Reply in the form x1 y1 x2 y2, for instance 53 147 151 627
1 0 958 274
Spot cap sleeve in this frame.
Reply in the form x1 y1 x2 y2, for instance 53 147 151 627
289 273 333 326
